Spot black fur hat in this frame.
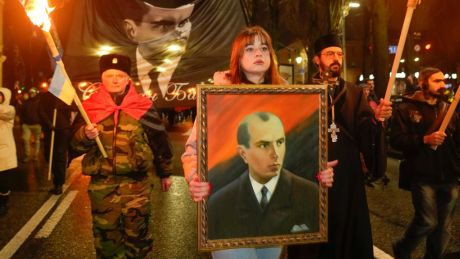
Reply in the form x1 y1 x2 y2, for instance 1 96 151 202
99 54 131 75
314 34 342 54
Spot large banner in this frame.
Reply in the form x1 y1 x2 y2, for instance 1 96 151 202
59 0 247 108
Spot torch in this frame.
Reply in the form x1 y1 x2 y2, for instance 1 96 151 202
431 85 460 150
20 0 108 167
383 0 422 102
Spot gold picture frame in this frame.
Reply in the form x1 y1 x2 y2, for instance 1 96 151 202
197 84 328 251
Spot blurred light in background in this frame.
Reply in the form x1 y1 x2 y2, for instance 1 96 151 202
396 72 406 79
295 56 302 64
349 2 360 8
96 45 114 56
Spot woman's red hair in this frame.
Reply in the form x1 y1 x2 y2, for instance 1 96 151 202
229 26 284 85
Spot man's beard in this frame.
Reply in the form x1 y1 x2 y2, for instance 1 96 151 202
428 87 448 100
328 61 342 78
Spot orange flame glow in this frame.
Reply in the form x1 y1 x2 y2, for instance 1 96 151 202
20 0 54 32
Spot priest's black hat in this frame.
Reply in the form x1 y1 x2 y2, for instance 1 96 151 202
141 0 196 8
314 34 342 54
99 54 131 75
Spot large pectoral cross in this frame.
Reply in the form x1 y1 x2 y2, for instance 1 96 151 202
328 122 340 143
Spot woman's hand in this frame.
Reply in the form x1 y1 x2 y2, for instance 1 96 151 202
317 160 338 187
213 70 232 85
188 174 211 202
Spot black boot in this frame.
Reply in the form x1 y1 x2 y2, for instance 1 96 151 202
49 185 63 195
0 191 10 216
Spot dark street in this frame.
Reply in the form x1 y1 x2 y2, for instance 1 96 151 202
0 119 459 259
1 1 460 258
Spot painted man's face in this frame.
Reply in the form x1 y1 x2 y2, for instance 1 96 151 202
239 116 286 184
124 4 195 60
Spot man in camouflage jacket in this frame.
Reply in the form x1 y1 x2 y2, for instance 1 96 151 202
71 54 172 258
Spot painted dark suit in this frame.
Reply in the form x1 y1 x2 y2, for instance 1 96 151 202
207 169 319 240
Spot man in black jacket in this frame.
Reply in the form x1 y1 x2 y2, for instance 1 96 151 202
390 67 460 259
38 91 74 195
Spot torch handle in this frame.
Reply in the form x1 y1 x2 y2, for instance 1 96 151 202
408 0 421 8
48 108 57 181
73 96 108 158
430 85 460 150
439 85 460 132
384 6 416 101
43 30 60 59
43 31 108 158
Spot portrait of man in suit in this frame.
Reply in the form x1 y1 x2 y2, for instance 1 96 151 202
207 112 319 240
120 0 196 97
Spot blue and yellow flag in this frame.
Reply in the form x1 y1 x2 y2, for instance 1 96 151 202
49 65 75 105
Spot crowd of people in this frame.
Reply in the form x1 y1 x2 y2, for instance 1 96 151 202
0 84 77 215
0 24 458 259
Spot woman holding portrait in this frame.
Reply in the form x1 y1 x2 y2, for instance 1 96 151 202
182 26 335 259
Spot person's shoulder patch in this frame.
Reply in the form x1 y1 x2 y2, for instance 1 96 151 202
409 109 422 123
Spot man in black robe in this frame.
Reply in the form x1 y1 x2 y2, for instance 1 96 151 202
288 34 392 259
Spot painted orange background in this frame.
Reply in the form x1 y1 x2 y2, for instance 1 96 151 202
205 93 319 170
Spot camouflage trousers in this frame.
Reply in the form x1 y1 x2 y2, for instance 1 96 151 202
88 175 153 259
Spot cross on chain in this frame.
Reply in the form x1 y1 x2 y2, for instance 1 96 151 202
328 122 340 143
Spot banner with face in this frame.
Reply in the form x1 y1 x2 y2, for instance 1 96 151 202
59 0 247 108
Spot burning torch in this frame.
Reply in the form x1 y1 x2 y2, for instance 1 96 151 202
20 0 108 180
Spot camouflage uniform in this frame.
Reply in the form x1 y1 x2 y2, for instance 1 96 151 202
71 83 172 258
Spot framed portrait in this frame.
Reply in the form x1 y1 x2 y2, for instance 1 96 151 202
279 64 294 84
197 84 329 251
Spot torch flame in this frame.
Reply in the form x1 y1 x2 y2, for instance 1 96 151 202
20 0 55 32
